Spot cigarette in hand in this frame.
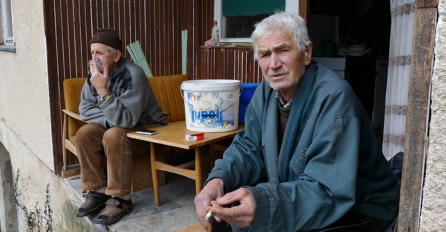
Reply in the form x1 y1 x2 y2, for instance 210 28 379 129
205 205 215 220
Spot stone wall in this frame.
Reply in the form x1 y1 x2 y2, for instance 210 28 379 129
420 0 446 231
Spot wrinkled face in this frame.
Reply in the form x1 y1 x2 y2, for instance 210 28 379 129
90 43 119 73
257 30 312 101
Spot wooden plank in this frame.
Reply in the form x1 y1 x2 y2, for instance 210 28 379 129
139 0 146 70
186 0 196 80
73 0 83 77
175 1 183 73
416 0 438 8
195 47 202 80
299 0 310 23
155 161 197 180
61 164 81 178
165 0 170 75
85 0 92 48
67 0 76 78
134 0 140 47
43 0 63 175
147 0 154 75
112 0 119 32
194 47 262 83
398 7 436 232
91 0 98 34
123 0 130 54
118 0 125 52
103 0 110 28
217 48 225 79
247 50 254 83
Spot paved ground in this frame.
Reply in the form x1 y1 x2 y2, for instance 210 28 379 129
67 173 206 232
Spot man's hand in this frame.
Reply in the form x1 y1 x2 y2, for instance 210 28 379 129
206 188 256 229
90 62 109 96
194 178 225 232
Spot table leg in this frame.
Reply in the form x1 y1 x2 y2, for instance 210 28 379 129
150 142 160 207
195 147 203 195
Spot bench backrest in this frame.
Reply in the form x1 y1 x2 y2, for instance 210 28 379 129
63 78 88 143
148 74 188 123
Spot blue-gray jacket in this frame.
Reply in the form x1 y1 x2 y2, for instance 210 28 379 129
206 61 399 231
79 57 167 128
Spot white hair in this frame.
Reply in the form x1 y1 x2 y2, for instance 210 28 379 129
251 12 311 60
106 46 117 56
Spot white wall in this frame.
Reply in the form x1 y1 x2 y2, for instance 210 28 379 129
0 0 97 231
420 1 446 231
0 0 53 169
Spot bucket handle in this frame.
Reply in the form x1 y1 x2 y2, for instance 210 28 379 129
180 84 243 114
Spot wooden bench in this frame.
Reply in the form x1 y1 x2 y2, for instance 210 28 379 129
61 74 189 193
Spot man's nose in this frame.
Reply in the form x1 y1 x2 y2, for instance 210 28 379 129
269 53 281 69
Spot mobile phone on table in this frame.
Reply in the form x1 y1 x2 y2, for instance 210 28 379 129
137 129 158 135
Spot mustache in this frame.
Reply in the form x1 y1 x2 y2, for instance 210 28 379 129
267 70 289 77
266 66 289 77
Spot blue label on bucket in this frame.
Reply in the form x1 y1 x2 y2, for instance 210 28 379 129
186 92 237 129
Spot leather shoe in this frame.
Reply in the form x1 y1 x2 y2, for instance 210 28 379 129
93 197 133 225
77 191 111 217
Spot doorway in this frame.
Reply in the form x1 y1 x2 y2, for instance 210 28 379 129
0 142 18 231
307 0 391 144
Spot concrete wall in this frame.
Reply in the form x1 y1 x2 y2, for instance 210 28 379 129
420 1 446 231
0 1 97 231
0 121 97 231
0 0 53 169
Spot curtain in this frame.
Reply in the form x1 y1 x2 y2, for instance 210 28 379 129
223 0 285 17
382 0 416 160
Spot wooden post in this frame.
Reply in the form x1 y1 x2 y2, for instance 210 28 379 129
299 0 309 22
398 2 437 231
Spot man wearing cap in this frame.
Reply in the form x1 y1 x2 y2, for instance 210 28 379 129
75 28 167 225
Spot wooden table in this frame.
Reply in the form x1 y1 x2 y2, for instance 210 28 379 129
127 121 244 207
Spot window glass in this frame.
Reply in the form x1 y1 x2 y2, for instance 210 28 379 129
224 14 270 39
1 0 14 45
222 0 285 17
215 0 298 44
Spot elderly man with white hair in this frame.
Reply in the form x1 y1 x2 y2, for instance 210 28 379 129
195 12 399 232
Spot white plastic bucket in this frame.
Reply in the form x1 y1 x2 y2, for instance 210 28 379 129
181 79 241 132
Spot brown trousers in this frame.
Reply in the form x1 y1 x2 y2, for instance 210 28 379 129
75 123 152 196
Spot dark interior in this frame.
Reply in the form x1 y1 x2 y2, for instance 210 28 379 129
309 0 391 57
309 0 392 144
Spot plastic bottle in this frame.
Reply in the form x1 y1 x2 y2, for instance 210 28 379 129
211 20 219 47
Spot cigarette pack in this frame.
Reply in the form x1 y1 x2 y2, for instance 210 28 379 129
185 133 205 141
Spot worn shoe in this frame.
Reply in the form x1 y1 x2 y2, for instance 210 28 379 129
77 191 111 217
93 197 133 225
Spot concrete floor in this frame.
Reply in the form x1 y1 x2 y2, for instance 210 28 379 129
67 173 206 232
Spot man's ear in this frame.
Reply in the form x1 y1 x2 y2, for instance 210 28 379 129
304 42 313 65
114 50 122 63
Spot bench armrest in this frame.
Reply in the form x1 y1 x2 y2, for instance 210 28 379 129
62 109 89 123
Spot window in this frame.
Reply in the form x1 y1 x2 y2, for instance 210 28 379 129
215 0 299 44
1 0 14 46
